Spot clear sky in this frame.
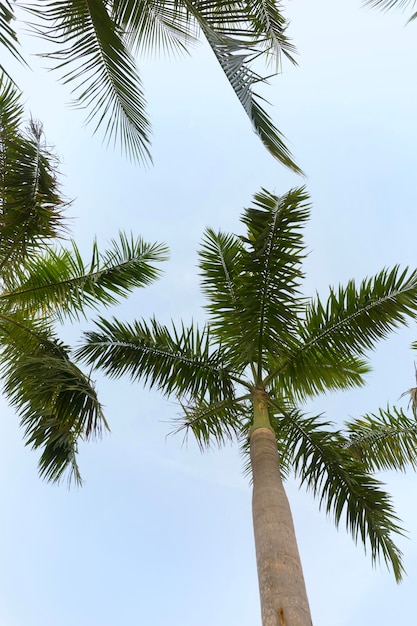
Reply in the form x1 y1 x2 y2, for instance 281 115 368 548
1 1 417 625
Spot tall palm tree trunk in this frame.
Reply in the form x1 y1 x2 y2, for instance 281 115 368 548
250 389 312 626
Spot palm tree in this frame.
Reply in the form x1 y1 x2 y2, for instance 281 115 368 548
0 74 168 483
1 0 300 172
77 186 417 626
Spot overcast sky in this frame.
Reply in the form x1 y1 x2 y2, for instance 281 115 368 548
1 1 417 625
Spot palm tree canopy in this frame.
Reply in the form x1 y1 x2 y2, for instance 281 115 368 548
1 0 300 171
0 76 168 484
79 185 417 580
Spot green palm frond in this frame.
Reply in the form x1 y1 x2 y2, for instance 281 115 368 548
0 1 25 66
304 266 417 355
0 84 66 249
0 79 68 279
202 187 309 373
26 0 151 162
112 0 197 54
236 0 296 67
266 266 417 398
172 396 247 449
78 316 238 401
1 233 168 321
0 317 107 485
178 0 300 171
345 406 417 472
272 405 405 582
268 350 370 404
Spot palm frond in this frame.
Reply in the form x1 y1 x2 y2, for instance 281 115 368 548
172 396 247 450
0 1 25 65
204 187 308 374
363 0 416 12
345 406 417 472
271 404 405 582
78 316 236 402
112 0 197 54
25 0 151 162
1 233 168 320
267 266 417 398
0 317 107 485
0 79 68 279
305 266 417 356
237 0 296 67
181 0 301 171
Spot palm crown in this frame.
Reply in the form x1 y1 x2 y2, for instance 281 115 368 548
0 75 168 484
79 186 417 583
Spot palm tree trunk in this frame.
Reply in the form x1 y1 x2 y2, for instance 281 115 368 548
250 389 313 626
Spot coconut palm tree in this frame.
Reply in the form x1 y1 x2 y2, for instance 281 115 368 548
77 185 417 626
1 0 300 172
0 74 168 483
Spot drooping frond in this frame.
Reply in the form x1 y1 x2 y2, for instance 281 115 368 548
179 0 301 171
345 406 417 472
0 234 168 321
25 0 151 162
172 396 247 450
78 316 236 402
271 404 405 581
0 79 68 279
0 315 107 485
0 1 25 66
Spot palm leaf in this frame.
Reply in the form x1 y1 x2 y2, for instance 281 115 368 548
240 0 296 66
0 78 68 279
345 406 417 472
0 316 107 485
26 0 151 162
266 266 417 397
203 187 309 373
112 0 197 54
78 316 237 401
0 233 168 321
0 1 25 66
172 396 247 449
271 404 405 582
180 0 301 171
364 0 416 11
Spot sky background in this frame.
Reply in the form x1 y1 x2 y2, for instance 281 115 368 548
1 0 417 624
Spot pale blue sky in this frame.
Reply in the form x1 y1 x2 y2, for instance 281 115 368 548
1 1 417 625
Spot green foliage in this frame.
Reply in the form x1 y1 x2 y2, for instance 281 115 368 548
80 184 417 579
0 79 166 483
1 0 300 169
